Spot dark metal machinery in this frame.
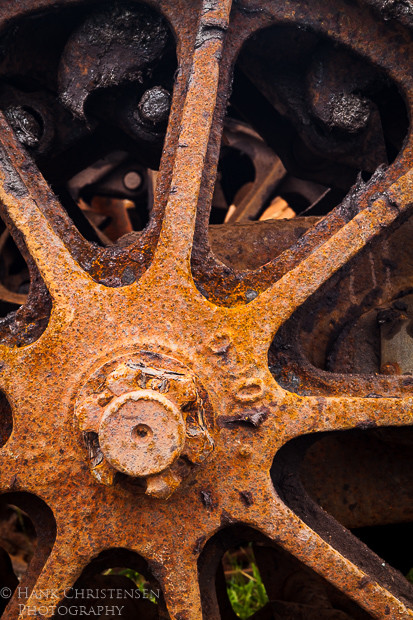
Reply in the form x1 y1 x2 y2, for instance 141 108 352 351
0 0 411 618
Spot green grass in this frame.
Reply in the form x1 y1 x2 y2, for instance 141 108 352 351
407 569 413 584
225 547 269 619
104 546 268 618
106 555 269 618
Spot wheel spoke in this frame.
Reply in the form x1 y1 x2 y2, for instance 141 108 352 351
3 541 86 620
159 552 203 620
149 1 232 283
255 499 413 619
247 169 413 344
162 551 202 620
0 113 92 305
281 392 413 440
0 2 410 619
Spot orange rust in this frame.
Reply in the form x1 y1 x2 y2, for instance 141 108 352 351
0 0 409 619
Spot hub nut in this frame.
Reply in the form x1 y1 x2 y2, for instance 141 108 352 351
99 390 185 477
75 352 214 499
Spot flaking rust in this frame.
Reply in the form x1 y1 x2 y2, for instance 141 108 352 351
0 1 410 619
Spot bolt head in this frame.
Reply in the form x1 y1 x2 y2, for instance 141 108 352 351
137 86 171 125
6 106 42 148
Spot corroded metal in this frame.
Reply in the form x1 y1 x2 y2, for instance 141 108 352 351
0 0 410 619
75 350 213 497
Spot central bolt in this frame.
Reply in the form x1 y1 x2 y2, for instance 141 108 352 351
98 389 185 478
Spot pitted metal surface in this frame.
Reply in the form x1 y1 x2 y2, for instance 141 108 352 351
75 350 213 497
0 0 410 619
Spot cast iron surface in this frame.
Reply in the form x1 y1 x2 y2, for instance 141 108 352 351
0 0 411 618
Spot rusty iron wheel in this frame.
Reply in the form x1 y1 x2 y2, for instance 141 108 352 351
0 0 411 618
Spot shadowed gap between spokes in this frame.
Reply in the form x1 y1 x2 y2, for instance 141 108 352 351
0 113 93 305
198 523 373 619
271 430 413 613
189 5 412 311
0 492 56 620
50 548 164 620
245 171 413 345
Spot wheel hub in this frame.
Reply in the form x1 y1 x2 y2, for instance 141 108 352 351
75 351 214 498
